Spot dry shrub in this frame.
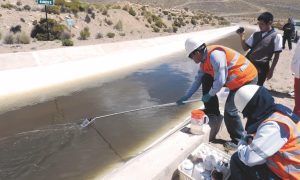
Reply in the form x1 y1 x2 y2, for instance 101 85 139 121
62 39 73 46
114 20 123 31
96 32 103 39
4 34 14 44
15 32 30 44
79 27 90 40
106 32 115 38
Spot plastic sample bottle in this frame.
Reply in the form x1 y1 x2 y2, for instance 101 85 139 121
181 159 194 176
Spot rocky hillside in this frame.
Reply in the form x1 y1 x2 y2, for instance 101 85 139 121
0 0 230 53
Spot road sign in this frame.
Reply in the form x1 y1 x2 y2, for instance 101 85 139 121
37 0 54 5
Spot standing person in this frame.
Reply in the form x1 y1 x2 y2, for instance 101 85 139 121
291 41 300 117
231 84 300 180
176 38 257 147
282 18 295 50
237 12 282 86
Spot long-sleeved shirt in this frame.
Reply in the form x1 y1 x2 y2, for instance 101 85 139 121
291 41 300 78
184 50 228 98
282 23 295 37
238 121 287 167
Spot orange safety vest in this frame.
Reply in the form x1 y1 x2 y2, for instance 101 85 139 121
263 112 300 180
201 45 257 90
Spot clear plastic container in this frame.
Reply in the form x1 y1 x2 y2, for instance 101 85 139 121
192 162 205 180
181 159 194 177
190 109 209 135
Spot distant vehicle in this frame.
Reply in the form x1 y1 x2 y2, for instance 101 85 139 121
292 19 300 42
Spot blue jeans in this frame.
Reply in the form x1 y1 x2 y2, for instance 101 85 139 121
224 77 257 143
202 74 257 143
230 152 280 180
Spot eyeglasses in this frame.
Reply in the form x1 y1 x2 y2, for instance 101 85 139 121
189 50 198 59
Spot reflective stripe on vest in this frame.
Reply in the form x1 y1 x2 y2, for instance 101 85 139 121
201 45 257 90
264 112 300 180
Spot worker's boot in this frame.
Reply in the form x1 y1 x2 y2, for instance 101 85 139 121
206 113 223 141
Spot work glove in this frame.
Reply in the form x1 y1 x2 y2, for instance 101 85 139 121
201 94 212 103
176 96 189 106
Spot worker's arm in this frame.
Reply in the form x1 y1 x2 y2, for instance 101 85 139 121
267 34 283 80
238 121 287 167
208 50 227 96
239 32 250 51
183 70 204 99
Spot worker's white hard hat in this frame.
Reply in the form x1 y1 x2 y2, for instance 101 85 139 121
234 84 260 112
185 38 205 56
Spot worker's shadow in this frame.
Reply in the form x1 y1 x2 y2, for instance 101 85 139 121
269 89 293 99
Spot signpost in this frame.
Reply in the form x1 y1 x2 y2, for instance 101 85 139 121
37 0 55 40
37 0 54 6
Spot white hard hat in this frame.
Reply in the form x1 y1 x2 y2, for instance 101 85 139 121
234 84 260 112
185 38 205 56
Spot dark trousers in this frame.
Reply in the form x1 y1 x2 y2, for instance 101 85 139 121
230 152 280 180
283 36 292 50
253 62 269 86
202 74 221 116
202 74 244 143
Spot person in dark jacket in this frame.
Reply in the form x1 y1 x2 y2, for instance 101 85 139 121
282 18 295 50
230 84 300 180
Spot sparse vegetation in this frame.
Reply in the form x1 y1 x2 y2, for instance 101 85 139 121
172 26 178 33
96 33 103 39
62 39 74 46
79 27 90 40
1 3 15 10
191 17 197 25
54 0 87 15
15 32 30 44
23 5 31 11
32 20 37 26
154 19 166 28
114 20 123 31
60 31 71 40
16 1 22 6
152 26 160 33
31 18 67 41
162 10 169 15
129 7 136 16
46 5 60 15
10 25 22 34
3 34 14 44
104 18 113 26
122 5 129 12
0 0 234 52
106 32 115 38
102 9 108 16
273 21 283 30
85 14 91 23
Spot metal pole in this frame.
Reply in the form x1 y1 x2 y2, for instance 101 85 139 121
80 98 203 128
45 5 50 41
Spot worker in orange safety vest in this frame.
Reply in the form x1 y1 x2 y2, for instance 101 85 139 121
231 84 300 180
176 38 257 146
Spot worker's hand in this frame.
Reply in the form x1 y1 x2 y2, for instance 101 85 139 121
176 96 188 106
201 94 212 103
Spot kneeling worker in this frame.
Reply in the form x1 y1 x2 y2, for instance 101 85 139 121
231 84 300 179
176 38 257 145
